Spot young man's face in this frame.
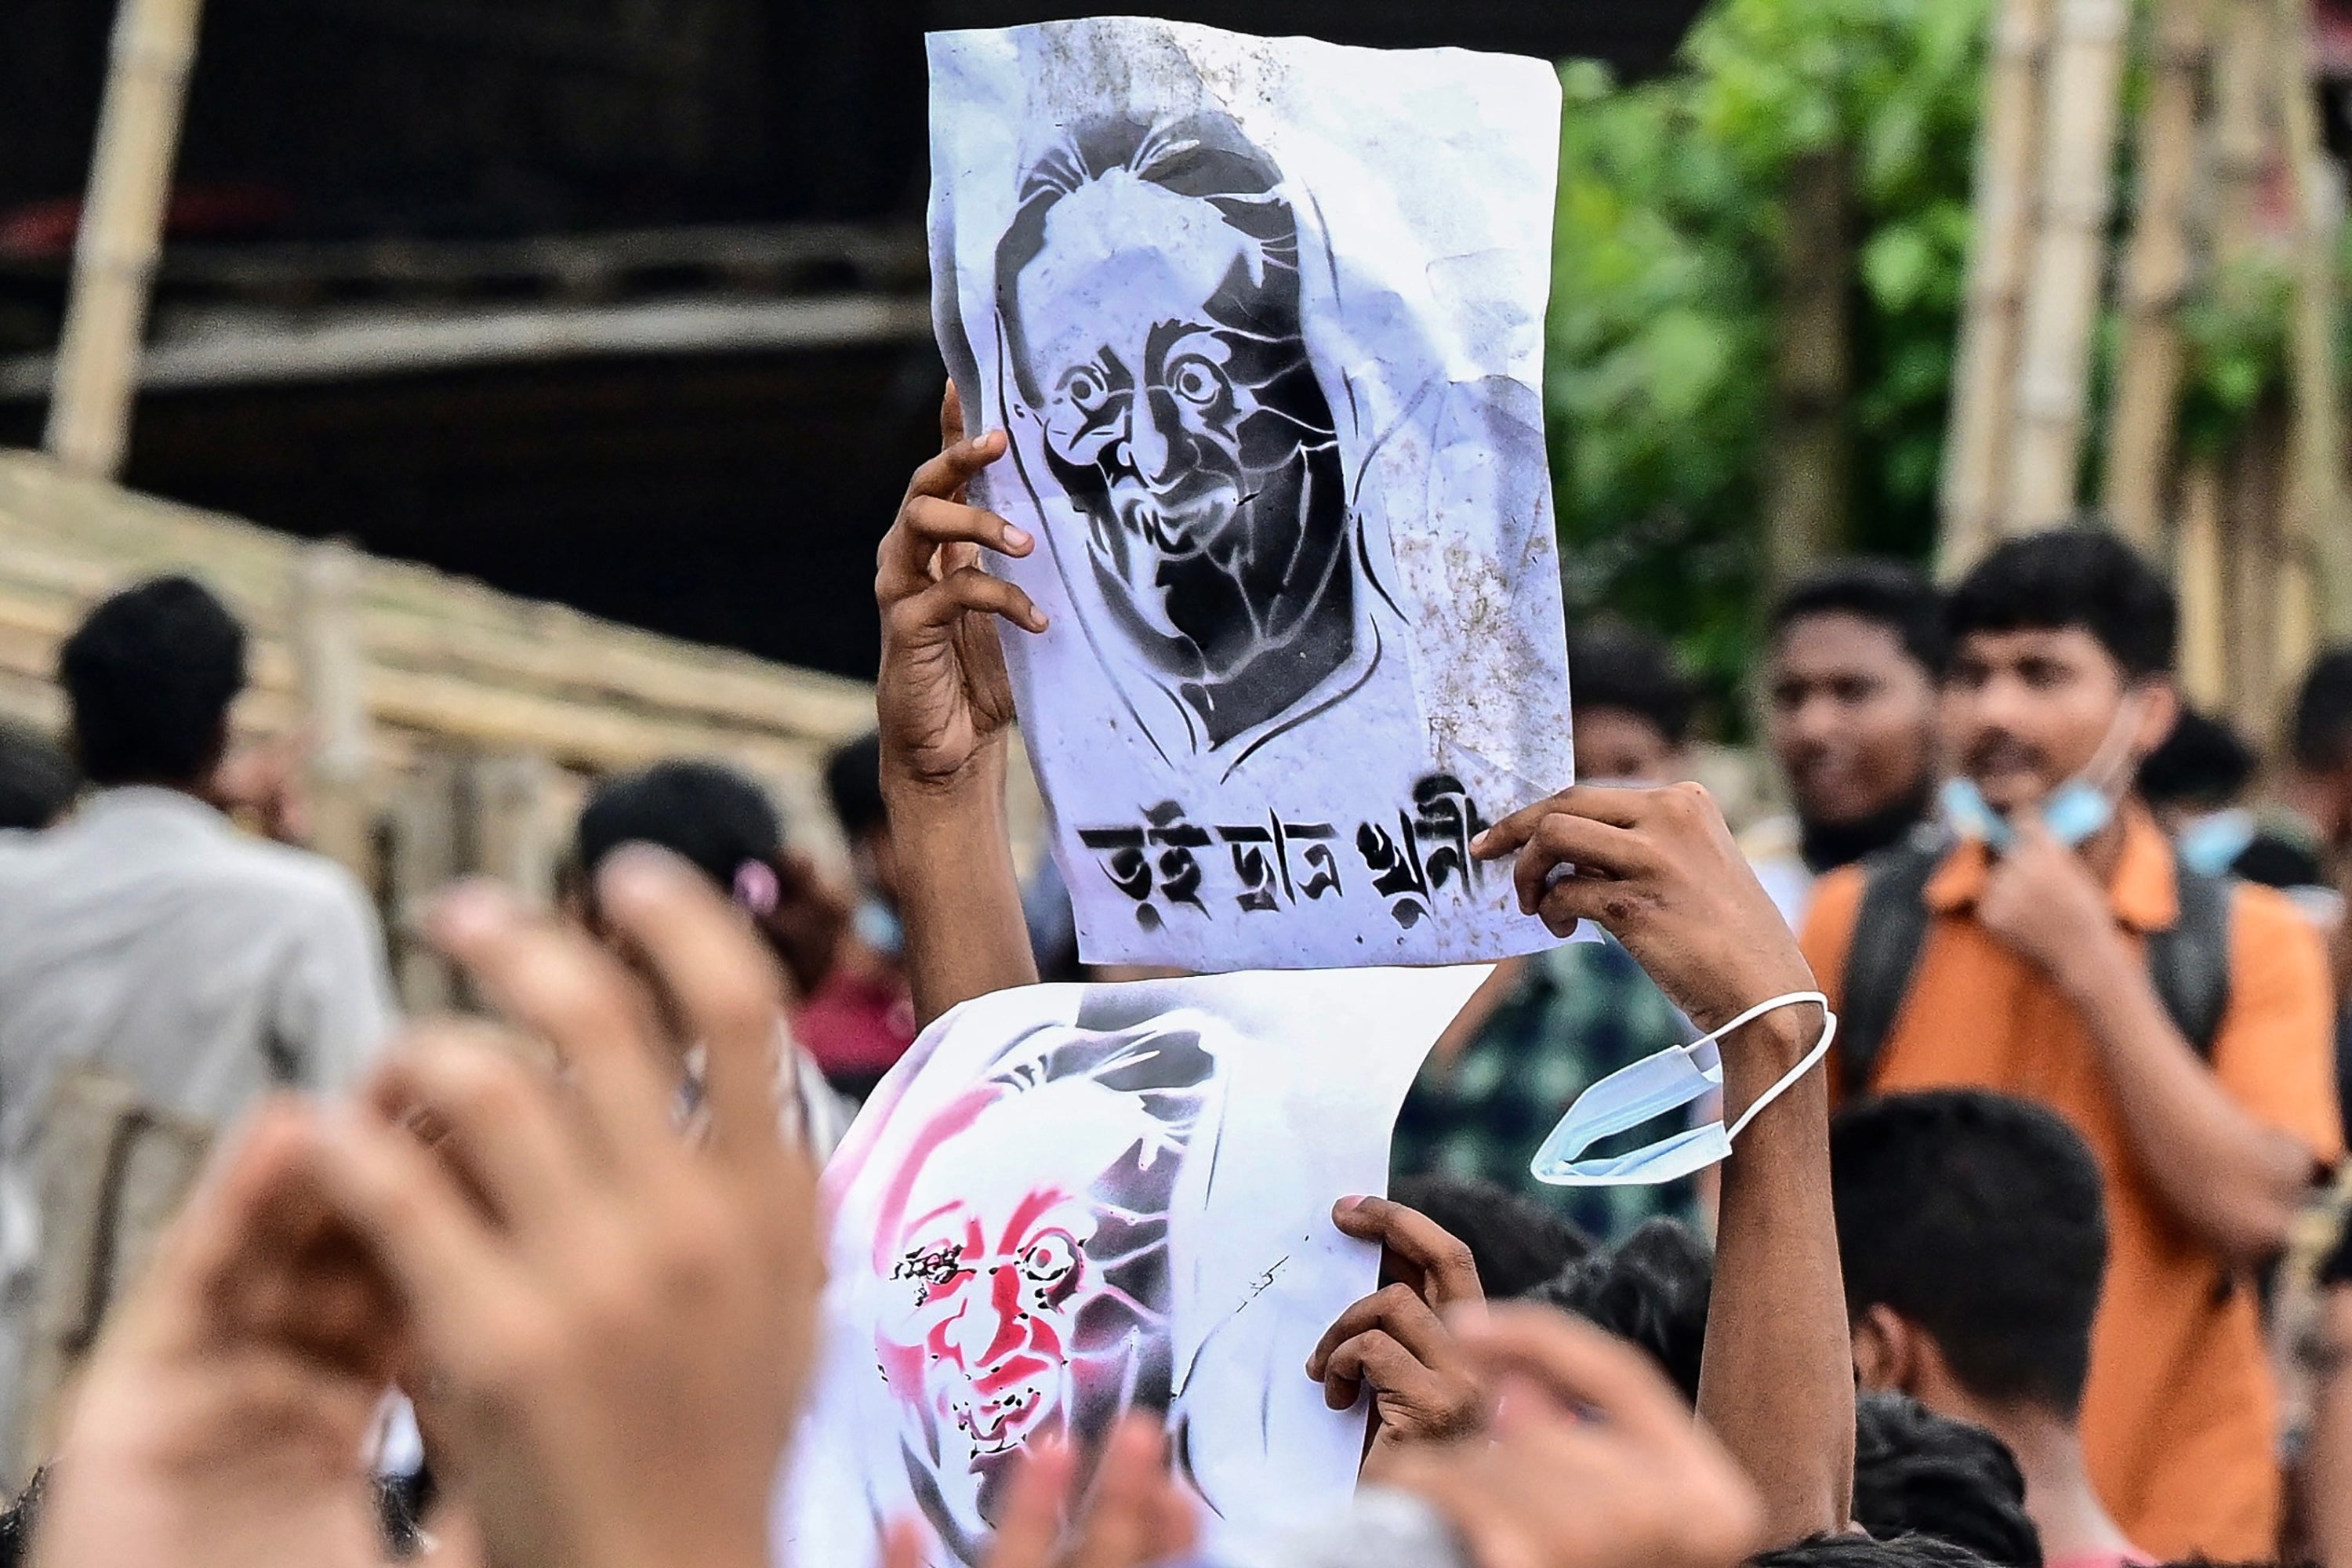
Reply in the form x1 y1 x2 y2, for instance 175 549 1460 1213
1766 612 1940 829
1943 626 2171 816
1575 708 1684 786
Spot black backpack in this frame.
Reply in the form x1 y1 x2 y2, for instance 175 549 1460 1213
1838 836 2234 1094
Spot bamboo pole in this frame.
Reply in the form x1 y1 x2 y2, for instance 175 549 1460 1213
2208 0 2274 260
288 539 374 881
2225 406 2290 720
1765 150 1853 584
467 752 561 909
2103 0 2212 550
5 1072 209 1490
2203 0 2302 712
2003 0 2133 531
2180 462 2228 705
43 0 204 480
388 753 463 1015
1940 0 2058 576
2273 0 2352 640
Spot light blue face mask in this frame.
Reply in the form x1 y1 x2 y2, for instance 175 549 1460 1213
855 898 905 960
2176 808 2256 878
1939 774 2114 851
1940 693 2149 851
1530 991 1838 1188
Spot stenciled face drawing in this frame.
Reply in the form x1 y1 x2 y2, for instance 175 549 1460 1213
867 1025 1216 1564
996 114 1356 753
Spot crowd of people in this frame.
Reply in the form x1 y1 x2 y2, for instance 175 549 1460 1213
0 383 2349 1568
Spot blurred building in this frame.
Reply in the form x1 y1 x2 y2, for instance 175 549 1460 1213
0 0 1703 678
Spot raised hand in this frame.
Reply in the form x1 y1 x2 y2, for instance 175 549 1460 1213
1473 784 1850 1544
205 730 314 846
1472 782 1813 1036
1385 1305 1766 1568
876 383 1047 1022
877 383 1047 793
310 849 823 1568
1308 1196 1488 1477
33 1103 398 1568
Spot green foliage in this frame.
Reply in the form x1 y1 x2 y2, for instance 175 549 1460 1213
1547 0 1991 705
1546 0 2343 712
2176 252 2294 460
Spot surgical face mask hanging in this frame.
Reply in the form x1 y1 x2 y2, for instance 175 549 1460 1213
1940 691 2151 851
1529 991 1838 1188
2176 807 2256 878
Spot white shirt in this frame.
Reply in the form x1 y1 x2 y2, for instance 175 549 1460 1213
0 785 397 1370
0 787 396 1121
1737 812 1817 931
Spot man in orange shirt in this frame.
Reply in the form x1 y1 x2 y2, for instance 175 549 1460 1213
1802 528 2341 1559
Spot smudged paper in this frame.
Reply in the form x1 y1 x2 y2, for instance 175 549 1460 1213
928 17 1575 969
774 964 1490 1567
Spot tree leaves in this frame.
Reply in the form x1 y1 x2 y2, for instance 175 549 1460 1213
1546 0 2335 717
1548 0 1990 708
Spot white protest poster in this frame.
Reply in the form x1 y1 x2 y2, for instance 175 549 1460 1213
774 964 1490 1568
927 19 1575 970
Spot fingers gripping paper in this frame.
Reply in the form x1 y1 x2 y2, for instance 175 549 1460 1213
927 19 1576 970
775 964 1490 1568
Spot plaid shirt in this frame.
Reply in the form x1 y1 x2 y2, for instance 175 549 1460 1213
1390 937 1700 1246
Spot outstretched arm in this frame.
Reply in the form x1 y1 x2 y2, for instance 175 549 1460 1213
877 385 1047 1025
1475 783 1853 1546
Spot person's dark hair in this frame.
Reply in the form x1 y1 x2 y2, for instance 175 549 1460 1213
575 760 782 895
1832 1091 2107 1415
1770 559 1949 679
824 731 887 842
1853 1391 2042 1568
1751 1530 2004 1568
57 575 246 787
1944 527 2176 679
1568 622 1697 747
1388 1174 1592 1300
1529 1216 1712 1403
2291 646 2352 771
0 723 78 829
2136 710 2257 808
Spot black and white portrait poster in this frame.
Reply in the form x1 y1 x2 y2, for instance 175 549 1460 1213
928 18 1577 970
772 964 1490 1568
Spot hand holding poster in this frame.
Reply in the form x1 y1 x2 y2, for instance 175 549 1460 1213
774 964 1490 1568
928 18 1576 971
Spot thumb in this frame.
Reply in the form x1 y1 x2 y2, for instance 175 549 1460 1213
2009 811 2063 855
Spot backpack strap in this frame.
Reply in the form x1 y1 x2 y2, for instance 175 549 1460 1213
1837 840 1945 1097
1842 841 2236 1097
2149 856 2234 1061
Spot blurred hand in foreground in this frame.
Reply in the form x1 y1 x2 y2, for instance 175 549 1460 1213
1385 1303 1767 1568
33 1102 396 1568
313 849 822 1568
